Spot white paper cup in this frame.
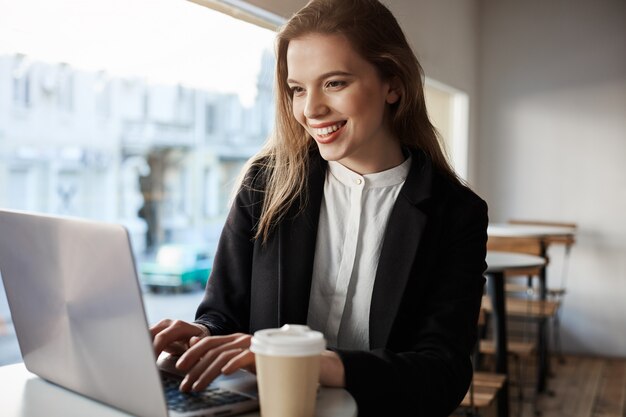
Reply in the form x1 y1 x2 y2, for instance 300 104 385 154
250 325 326 417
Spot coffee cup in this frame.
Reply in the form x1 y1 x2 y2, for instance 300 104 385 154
250 324 326 417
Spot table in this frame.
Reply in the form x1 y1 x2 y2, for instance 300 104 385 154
488 223 575 393
485 250 546 417
0 362 357 417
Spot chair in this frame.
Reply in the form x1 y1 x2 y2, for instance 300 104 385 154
459 372 507 416
479 297 539 414
456 308 507 417
485 231 560 412
506 219 576 362
485 227 568 352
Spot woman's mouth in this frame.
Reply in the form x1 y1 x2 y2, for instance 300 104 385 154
311 121 347 144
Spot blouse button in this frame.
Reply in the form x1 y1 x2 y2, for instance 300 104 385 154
354 178 363 185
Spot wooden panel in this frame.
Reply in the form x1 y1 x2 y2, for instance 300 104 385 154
460 372 506 408
487 235 543 256
592 359 626 417
480 339 535 356
508 219 577 247
521 355 603 417
482 295 560 318
453 355 626 417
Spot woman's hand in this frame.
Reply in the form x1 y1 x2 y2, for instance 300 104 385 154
150 319 207 357
174 333 255 392
319 350 345 388
151 320 345 391
180 341 346 391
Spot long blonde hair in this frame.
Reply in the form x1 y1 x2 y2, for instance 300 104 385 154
243 0 459 242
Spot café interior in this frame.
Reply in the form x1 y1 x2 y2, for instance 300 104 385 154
0 1 624 417
247 1 626 416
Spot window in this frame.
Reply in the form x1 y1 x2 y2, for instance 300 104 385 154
0 0 278 365
57 64 74 112
94 71 112 119
12 55 31 108
7 166 36 210
424 78 470 180
205 103 216 136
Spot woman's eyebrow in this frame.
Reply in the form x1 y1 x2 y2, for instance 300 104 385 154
287 70 354 85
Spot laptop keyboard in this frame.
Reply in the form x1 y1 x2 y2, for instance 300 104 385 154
162 374 253 413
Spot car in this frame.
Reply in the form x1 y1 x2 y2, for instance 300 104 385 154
139 243 213 291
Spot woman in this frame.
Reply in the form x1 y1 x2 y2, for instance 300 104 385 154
151 0 488 415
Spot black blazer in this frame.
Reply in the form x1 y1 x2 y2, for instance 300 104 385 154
196 147 488 417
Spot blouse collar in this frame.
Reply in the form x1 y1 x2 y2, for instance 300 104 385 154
327 155 412 189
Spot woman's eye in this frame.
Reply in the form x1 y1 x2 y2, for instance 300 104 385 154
326 80 346 89
290 86 305 96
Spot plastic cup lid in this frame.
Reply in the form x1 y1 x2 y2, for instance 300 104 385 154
250 324 326 357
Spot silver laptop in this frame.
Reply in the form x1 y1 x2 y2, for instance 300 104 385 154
0 209 259 417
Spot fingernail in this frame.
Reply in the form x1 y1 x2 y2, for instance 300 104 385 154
180 378 189 391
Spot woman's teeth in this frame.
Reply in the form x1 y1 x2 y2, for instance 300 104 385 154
314 122 345 136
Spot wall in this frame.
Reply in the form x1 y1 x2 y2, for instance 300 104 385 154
385 0 479 186
477 0 626 356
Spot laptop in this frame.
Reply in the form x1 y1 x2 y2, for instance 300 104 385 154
0 209 259 417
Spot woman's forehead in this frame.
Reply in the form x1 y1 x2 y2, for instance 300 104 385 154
286 33 369 79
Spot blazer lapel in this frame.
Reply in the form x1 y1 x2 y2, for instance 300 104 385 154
276 154 327 325
369 149 433 348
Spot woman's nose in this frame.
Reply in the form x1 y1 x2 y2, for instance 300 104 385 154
304 91 328 119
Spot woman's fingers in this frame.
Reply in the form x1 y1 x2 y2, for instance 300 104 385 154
176 335 236 370
176 333 252 391
149 318 173 338
176 333 251 371
221 349 255 375
184 348 244 392
152 319 203 357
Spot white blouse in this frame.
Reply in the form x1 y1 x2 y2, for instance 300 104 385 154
307 155 412 349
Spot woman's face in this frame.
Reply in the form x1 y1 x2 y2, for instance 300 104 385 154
286 33 402 174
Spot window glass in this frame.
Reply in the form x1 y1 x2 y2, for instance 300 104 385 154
0 0 276 365
424 79 470 180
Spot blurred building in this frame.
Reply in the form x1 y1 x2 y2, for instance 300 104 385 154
0 53 274 256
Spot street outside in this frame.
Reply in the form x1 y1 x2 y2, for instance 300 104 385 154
0 281 205 366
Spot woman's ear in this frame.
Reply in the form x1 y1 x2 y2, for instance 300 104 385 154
385 77 402 104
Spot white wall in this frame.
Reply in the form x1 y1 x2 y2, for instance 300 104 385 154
477 0 626 356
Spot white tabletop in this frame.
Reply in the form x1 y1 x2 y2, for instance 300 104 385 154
488 223 575 238
485 251 546 273
0 362 357 417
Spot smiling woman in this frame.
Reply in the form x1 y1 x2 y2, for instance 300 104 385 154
150 1 488 417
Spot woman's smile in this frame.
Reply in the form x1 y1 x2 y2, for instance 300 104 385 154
310 121 347 143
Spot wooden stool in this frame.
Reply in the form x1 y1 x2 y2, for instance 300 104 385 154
459 372 507 415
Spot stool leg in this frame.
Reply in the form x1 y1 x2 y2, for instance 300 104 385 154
510 354 522 417
553 310 565 365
